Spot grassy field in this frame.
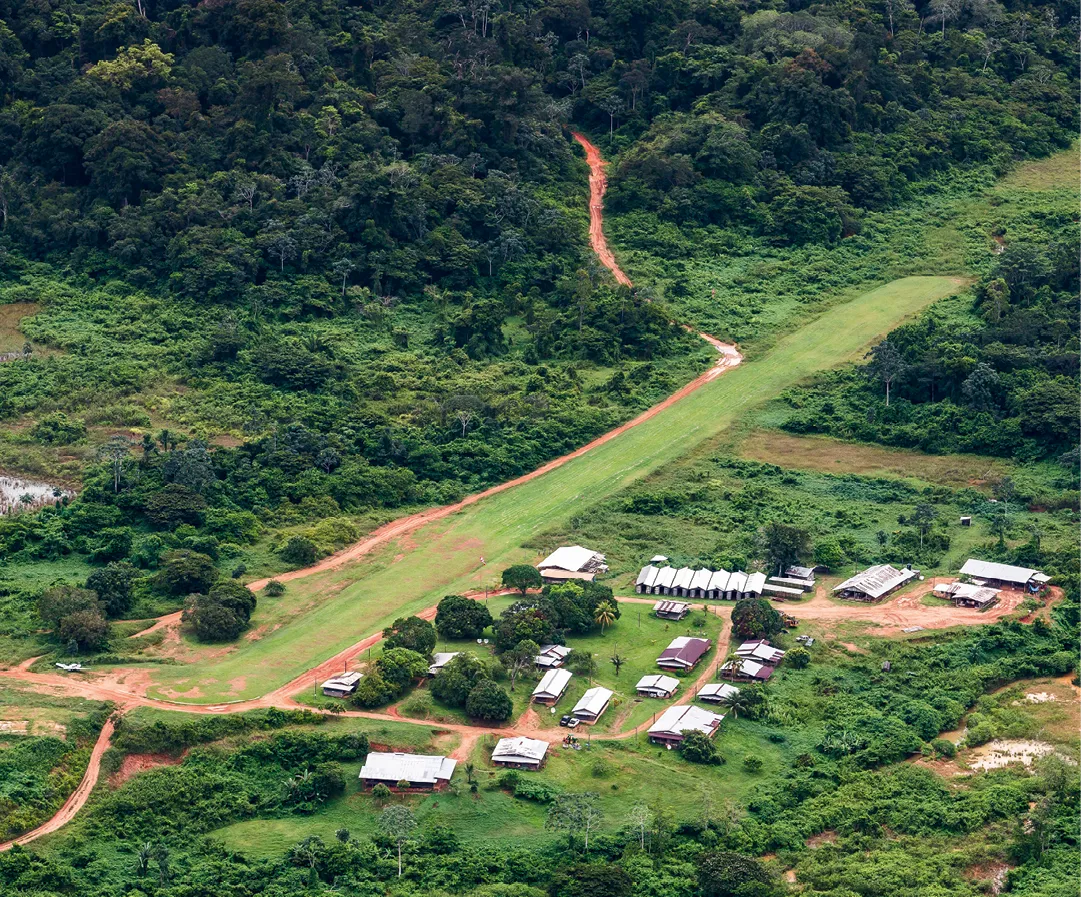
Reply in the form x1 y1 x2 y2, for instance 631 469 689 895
209 712 801 858
737 430 1017 491
128 276 967 703
0 302 39 354
997 142 1079 191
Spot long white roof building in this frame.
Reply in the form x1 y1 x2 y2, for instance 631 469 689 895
359 753 457 786
648 705 724 740
491 737 548 768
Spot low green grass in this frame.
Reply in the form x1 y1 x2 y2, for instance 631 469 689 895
210 712 806 860
997 143 1079 191
132 275 966 703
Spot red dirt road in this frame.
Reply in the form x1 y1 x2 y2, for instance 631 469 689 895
0 717 116 852
572 131 632 287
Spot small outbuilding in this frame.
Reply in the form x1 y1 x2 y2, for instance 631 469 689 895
648 705 724 746
785 565 817 582
653 599 690 621
769 575 815 592
697 682 740 704
428 652 459 676
833 564 918 602
534 644 571 669
720 659 773 682
636 674 680 698
321 672 363 697
532 668 572 705
933 582 1001 609
491 737 548 770
657 636 712 671
359 753 456 791
735 639 786 665
571 686 614 723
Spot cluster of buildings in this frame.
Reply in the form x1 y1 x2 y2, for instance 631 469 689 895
635 564 767 600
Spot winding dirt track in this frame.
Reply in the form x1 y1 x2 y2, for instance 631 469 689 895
0 718 115 851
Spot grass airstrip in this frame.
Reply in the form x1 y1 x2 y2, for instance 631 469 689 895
133 275 968 703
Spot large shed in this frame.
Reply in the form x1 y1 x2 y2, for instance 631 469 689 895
359 753 457 791
833 564 918 602
321 672 363 697
959 559 1047 590
934 581 1001 608
657 636 712 671
537 545 607 583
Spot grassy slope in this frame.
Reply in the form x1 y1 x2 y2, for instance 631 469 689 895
140 275 967 703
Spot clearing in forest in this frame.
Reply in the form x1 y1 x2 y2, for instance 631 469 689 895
739 431 1016 490
133 275 968 704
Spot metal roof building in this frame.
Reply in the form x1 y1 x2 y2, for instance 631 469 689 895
428 652 459 676
698 682 740 704
572 686 614 722
359 753 457 790
534 644 571 669
532 668 572 705
636 674 680 698
537 545 607 578
833 564 918 601
657 636 712 670
653 599 690 620
321 671 363 697
648 705 724 745
959 559 1046 588
491 737 548 770
721 659 773 681
934 581 1001 608
735 640 786 664
636 565 661 592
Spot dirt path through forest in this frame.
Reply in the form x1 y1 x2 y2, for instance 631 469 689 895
0 717 116 852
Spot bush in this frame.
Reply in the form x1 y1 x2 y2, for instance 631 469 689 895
280 536 318 568
743 754 763 773
187 598 245 641
156 550 217 596
264 580 286 596
931 738 957 758
465 679 513 721
30 412 86 445
679 730 724 765
787 646 811 669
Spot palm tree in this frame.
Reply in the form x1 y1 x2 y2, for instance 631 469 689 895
136 842 153 876
609 652 625 677
719 688 751 719
594 601 616 632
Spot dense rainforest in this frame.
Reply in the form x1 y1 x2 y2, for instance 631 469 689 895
0 0 1076 585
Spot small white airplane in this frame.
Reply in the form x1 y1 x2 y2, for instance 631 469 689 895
55 662 85 672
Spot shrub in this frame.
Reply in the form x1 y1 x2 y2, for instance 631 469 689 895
787 646 811 669
280 536 318 567
30 412 86 445
743 754 763 773
679 730 724 765
931 738 957 758
155 550 217 596
186 598 245 641
57 607 110 651
371 783 392 804
264 580 286 596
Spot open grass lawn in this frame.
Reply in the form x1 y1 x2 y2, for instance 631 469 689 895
210 714 804 860
130 275 966 703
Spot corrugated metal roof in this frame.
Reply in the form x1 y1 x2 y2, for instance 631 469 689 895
698 682 740 702
322 672 363 690
636 565 660 586
649 705 724 737
721 659 772 679
653 599 689 615
959 559 1040 584
533 668 572 699
654 566 677 589
572 686 613 718
744 572 766 594
672 567 695 590
833 564 917 599
360 753 457 784
726 571 748 593
690 569 713 591
492 737 548 764
636 674 679 692
537 545 606 573
707 570 731 592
